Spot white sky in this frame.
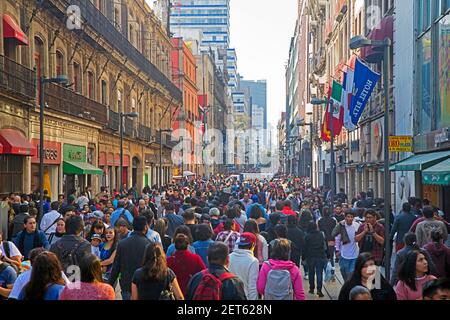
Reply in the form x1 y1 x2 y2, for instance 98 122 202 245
230 0 298 128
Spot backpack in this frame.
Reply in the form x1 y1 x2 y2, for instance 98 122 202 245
56 240 82 271
263 261 294 300
1 241 20 274
192 269 235 300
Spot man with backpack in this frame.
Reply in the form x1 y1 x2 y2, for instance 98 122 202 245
110 200 134 229
40 201 63 240
108 216 152 300
50 215 91 273
185 242 246 300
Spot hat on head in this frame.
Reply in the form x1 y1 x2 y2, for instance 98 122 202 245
91 234 102 241
236 232 257 247
93 210 104 219
209 207 220 216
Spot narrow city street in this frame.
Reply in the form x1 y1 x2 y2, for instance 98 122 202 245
0 0 449 308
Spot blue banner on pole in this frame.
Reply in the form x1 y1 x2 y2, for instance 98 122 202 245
350 58 381 125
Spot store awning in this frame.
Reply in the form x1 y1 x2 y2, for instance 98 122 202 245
379 164 397 172
3 14 29 45
422 158 450 186
391 150 450 171
361 15 393 63
0 128 36 156
0 142 3 154
63 161 103 175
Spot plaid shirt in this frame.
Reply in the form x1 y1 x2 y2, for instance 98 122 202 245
356 222 385 264
216 231 240 253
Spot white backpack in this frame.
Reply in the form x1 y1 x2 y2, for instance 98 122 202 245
263 261 294 300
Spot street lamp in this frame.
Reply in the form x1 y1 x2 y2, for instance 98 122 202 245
39 75 69 222
350 35 392 282
311 97 335 205
119 112 138 194
158 129 172 188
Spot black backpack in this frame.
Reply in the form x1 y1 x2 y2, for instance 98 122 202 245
56 241 82 271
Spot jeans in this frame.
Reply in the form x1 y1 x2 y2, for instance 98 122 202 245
339 257 356 281
307 257 327 292
302 259 309 276
121 291 131 300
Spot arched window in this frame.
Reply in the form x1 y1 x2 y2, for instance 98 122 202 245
101 80 108 105
56 50 64 75
87 71 94 99
73 61 82 93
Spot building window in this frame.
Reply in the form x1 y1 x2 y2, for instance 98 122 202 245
0 155 24 194
87 71 95 99
73 61 82 93
117 89 122 113
101 80 108 105
114 6 121 30
56 50 64 75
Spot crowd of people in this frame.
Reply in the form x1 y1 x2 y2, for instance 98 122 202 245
0 175 449 300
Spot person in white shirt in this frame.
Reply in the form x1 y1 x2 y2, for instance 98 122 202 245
39 201 63 238
140 209 162 244
0 231 22 270
228 232 259 300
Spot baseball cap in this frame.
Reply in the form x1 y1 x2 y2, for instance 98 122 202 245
91 234 102 241
236 232 257 247
209 207 220 217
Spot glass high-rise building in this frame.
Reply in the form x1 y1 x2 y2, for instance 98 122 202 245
169 0 230 56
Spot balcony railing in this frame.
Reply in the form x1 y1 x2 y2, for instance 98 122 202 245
45 83 107 124
0 55 36 101
107 109 119 131
138 124 152 142
52 0 182 102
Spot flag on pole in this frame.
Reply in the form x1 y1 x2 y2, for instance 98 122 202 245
321 89 331 142
343 69 357 131
350 58 381 126
325 81 344 137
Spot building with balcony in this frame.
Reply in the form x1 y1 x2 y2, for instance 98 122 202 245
0 0 182 198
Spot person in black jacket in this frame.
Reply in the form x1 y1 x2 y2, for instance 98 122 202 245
286 215 305 267
108 216 152 300
338 252 397 300
185 242 246 300
49 215 90 273
318 207 337 271
303 221 328 297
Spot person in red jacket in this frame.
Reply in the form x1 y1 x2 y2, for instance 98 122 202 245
281 200 297 216
167 234 206 295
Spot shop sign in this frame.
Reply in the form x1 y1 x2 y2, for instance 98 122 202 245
389 136 413 152
63 144 86 162
434 129 450 147
31 139 61 164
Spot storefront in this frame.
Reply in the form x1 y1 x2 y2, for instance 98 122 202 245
63 144 102 196
30 139 61 200
0 128 36 195
391 150 450 215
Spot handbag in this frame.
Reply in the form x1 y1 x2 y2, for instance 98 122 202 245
159 272 176 300
324 261 333 282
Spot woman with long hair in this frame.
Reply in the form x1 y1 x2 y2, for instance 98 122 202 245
18 251 65 300
244 219 268 265
154 218 172 252
99 227 118 282
395 250 437 300
338 253 396 300
131 243 184 300
59 253 115 300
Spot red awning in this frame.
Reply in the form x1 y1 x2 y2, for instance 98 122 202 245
3 14 29 46
0 142 3 154
0 128 36 156
361 15 393 63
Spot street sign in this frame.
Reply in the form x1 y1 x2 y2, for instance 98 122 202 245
389 136 413 152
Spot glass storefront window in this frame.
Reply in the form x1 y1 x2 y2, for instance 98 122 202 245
418 30 432 133
436 14 450 129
